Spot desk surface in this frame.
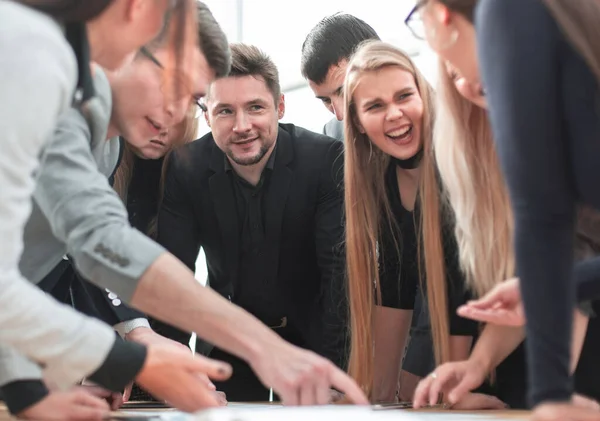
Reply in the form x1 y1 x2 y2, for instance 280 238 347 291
0 404 531 421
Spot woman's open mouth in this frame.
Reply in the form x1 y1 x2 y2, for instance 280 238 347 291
386 126 413 144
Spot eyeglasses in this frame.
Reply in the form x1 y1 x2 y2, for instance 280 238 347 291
139 46 208 113
139 46 164 69
405 0 427 40
196 97 207 113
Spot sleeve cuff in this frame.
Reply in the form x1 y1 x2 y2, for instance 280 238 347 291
1 380 49 415
113 318 151 338
87 337 147 392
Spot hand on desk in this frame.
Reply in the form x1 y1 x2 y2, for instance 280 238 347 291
78 385 123 410
249 339 368 406
413 359 487 408
18 388 109 421
135 345 232 412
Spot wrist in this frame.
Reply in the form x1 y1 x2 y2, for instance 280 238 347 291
124 326 153 342
116 319 151 339
469 353 492 378
240 323 279 367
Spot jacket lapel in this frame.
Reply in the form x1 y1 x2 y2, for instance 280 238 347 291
208 143 239 297
264 128 294 281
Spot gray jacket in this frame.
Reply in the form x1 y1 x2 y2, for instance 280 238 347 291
0 65 163 387
0 1 122 389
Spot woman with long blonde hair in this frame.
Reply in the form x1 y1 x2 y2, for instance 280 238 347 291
409 0 600 417
343 40 503 408
413 61 600 410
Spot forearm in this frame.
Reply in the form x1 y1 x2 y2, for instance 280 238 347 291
570 309 588 373
372 307 412 402
469 324 525 375
130 253 278 365
449 335 473 362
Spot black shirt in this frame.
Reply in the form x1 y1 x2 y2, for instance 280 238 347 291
224 148 279 320
477 0 600 406
126 155 164 234
379 163 477 336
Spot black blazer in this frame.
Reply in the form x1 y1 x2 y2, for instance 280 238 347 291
156 123 348 368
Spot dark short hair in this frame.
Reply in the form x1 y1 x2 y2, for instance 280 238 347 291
227 43 280 102
301 13 380 84
196 1 230 77
20 0 113 21
142 1 230 78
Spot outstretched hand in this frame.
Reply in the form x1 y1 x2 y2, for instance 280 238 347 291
249 337 368 406
457 277 525 327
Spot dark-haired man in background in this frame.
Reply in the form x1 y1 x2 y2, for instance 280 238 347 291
300 13 379 141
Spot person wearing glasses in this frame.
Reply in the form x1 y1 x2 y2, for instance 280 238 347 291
405 0 600 419
0 0 203 419
410 60 600 410
3 3 368 413
10 4 230 412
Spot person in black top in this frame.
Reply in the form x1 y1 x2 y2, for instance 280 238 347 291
413 60 600 410
341 40 504 409
155 43 351 402
301 14 436 398
411 0 600 418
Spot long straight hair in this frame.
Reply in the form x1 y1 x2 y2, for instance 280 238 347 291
344 41 449 398
434 61 514 296
436 58 600 299
435 0 600 291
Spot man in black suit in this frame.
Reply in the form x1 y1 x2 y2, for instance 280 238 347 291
156 43 348 402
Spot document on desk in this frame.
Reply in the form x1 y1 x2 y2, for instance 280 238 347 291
194 406 422 421
110 407 520 421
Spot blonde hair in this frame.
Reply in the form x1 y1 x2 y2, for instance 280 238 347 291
344 40 450 398
434 61 515 297
435 58 600 298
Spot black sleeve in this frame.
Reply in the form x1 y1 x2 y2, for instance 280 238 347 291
70 268 147 325
87 337 147 392
310 141 349 369
575 258 600 303
1 380 49 415
476 0 575 405
153 150 199 346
